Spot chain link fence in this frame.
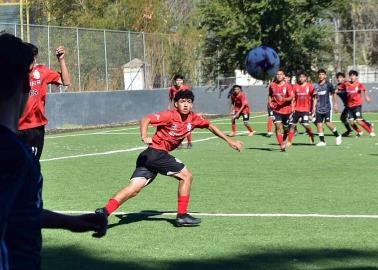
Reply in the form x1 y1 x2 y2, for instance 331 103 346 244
1 23 377 92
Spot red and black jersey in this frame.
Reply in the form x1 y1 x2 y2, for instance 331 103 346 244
168 84 191 100
342 81 367 108
231 91 250 114
18 65 61 130
147 109 210 152
269 82 294 114
293 82 314 112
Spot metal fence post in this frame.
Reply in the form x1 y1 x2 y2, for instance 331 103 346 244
128 31 132 90
104 30 109 91
76 27 82 92
142 32 147 89
14 24 16 36
353 30 356 69
161 39 165 88
47 25 52 93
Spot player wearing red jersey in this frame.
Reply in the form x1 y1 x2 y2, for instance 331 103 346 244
268 69 294 151
229 85 255 137
168 74 193 148
17 43 71 159
96 90 242 227
342 70 375 137
287 72 315 146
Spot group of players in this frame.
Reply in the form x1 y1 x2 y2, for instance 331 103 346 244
229 68 375 151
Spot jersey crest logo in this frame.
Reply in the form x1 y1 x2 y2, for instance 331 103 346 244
306 87 309 94
187 123 192 132
154 114 160 120
355 86 359 91
172 124 177 131
33 69 40 79
283 88 287 94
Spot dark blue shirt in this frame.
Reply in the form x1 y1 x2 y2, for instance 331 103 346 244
336 83 348 107
0 125 43 270
314 81 335 113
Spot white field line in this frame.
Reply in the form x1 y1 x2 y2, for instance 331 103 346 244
45 114 267 139
40 135 228 162
55 210 378 219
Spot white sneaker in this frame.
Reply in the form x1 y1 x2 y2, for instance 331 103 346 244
266 132 273 137
316 141 327 147
336 135 342 145
370 132 376 137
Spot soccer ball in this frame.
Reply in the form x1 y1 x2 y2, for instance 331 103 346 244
245 46 280 80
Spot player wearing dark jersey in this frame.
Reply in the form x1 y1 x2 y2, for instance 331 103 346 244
340 70 375 137
96 90 242 227
229 85 255 137
287 72 315 146
168 74 193 148
335 72 363 136
313 69 342 146
0 33 107 270
17 43 71 160
268 69 294 151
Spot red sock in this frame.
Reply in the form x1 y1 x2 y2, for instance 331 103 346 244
247 125 254 132
351 123 362 133
232 124 237 133
267 118 273 132
276 133 284 145
105 198 120 215
177 195 190 215
187 133 192 144
359 121 371 133
288 130 294 143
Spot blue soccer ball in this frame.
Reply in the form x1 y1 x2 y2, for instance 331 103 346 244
245 46 280 80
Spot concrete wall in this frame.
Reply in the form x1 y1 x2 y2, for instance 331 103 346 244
45 84 378 129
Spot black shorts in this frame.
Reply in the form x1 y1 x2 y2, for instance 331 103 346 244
130 147 185 185
340 107 350 122
315 111 331 123
272 111 291 126
235 112 250 122
17 125 45 160
290 111 310 125
348 105 363 120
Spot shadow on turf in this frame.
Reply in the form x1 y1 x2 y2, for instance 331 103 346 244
42 246 378 270
108 210 177 228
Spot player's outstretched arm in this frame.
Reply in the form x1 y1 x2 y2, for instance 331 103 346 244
140 116 152 145
207 123 243 152
56 46 71 86
364 90 371 103
41 209 107 238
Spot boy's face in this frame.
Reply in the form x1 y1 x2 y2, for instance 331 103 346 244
299 74 307 84
318 72 327 81
337 76 345 84
175 98 193 115
233 87 241 94
175 78 183 86
276 71 285 82
350 74 357 82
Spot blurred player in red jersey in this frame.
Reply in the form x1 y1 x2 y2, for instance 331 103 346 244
229 85 255 137
287 71 315 146
96 90 242 227
341 70 375 137
168 74 193 148
17 43 71 159
268 69 294 151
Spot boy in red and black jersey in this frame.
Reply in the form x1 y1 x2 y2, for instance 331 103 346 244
339 70 375 137
268 69 294 151
17 43 71 159
168 74 193 148
229 85 255 136
287 71 315 146
96 90 242 227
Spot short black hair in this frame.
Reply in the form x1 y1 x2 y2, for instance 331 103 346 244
277 69 286 75
26 42 38 57
317 69 327 74
349 70 359 77
174 90 194 103
232 85 242 91
297 70 307 77
336 72 345 78
0 33 34 99
174 74 184 80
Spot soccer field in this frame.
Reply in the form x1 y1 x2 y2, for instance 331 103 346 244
41 113 378 270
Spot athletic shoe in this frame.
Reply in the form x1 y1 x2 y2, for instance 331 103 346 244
342 131 352 137
280 144 286 152
93 208 109 238
187 143 193 149
266 132 273 137
316 141 326 147
229 132 236 137
336 135 342 146
175 214 201 227
286 142 292 148
248 131 255 137
370 132 376 137
370 124 376 137
356 131 363 138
